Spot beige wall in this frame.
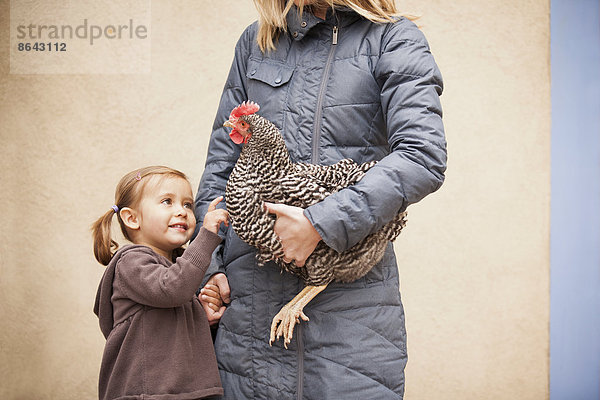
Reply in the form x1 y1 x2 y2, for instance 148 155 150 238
0 1 550 399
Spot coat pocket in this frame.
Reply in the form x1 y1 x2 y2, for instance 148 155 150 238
246 58 294 88
245 59 294 114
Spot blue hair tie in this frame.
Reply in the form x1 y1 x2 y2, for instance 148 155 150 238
112 205 119 213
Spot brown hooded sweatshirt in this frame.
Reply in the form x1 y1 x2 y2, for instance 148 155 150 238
94 227 224 400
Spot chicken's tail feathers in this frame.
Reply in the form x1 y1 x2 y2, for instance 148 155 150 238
361 160 378 171
384 211 408 242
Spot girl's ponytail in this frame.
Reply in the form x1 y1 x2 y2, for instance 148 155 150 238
92 209 119 266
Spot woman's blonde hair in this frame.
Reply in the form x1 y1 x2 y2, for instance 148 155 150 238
253 0 400 52
91 166 189 266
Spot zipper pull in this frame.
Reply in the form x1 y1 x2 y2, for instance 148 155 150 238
332 26 338 45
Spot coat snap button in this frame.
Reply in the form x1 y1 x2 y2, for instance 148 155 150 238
301 21 307 28
250 69 256 75
292 31 298 38
274 77 282 84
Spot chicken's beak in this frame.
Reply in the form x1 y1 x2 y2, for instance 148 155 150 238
223 120 234 128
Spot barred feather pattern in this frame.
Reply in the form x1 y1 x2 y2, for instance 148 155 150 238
225 113 407 286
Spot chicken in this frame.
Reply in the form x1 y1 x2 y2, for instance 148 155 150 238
223 101 407 348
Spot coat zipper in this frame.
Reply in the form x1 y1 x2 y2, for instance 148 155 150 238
311 24 338 164
296 323 304 400
299 24 338 400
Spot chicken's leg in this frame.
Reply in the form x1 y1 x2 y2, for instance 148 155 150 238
269 284 328 348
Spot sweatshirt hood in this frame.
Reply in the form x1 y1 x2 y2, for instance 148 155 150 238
93 245 139 338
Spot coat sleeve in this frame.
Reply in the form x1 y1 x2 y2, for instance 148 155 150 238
305 18 447 253
193 24 254 281
114 228 222 308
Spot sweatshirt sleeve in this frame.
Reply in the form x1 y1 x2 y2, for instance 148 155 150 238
304 18 447 253
193 23 254 281
114 228 222 308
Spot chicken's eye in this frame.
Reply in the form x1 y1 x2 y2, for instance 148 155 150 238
240 122 247 128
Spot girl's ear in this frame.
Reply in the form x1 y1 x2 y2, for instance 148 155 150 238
119 207 140 230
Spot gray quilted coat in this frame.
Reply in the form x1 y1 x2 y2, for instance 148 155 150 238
195 7 446 400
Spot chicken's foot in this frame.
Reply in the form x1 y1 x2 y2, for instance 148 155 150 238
269 284 328 349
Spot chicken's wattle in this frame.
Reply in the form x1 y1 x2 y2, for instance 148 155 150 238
229 129 245 144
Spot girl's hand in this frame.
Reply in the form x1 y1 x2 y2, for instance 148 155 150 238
203 196 229 234
198 273 230 326
263 202 322 267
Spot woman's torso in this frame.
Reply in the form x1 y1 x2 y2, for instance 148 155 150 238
215 9 410 399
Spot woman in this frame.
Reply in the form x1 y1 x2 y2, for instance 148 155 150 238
195 1 446 398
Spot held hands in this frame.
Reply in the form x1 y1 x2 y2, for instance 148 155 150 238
263 202 322 267
203 196 229 234
199 197 230 325
198 201 321 325
199 273 230 326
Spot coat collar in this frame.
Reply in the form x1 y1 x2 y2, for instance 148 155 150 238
286 5 360 41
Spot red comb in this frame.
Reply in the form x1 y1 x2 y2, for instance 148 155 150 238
230 101 260 120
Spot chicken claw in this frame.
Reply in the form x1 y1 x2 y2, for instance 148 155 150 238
269 284 327 349
270 303 310 348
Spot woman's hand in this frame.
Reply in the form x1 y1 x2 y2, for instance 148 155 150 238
263 202 322 267
198 273 230 326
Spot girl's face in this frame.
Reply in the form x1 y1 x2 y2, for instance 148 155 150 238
134 176 196 259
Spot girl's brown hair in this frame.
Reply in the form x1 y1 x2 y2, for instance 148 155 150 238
91 166 189 265
253 0 401 52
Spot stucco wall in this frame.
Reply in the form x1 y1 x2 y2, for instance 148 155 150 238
0 1 550 399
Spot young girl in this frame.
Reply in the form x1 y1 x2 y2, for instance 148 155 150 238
92 166 227 400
